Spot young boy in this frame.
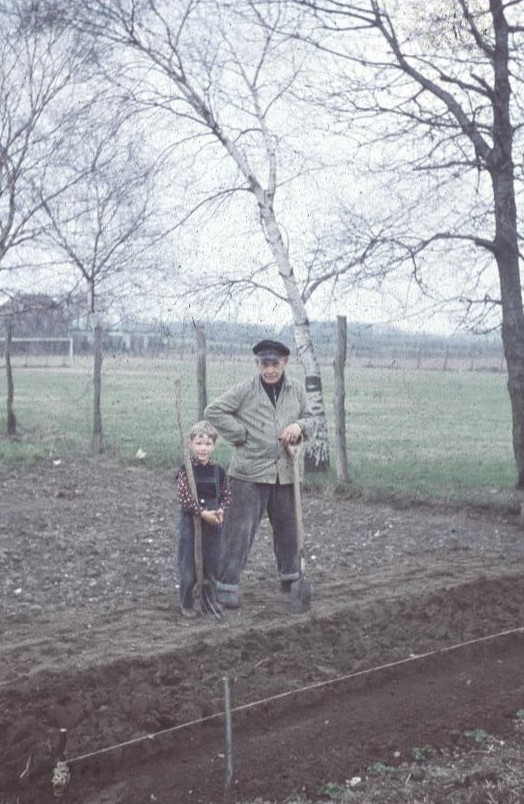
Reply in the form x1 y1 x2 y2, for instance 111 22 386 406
175 420 231 618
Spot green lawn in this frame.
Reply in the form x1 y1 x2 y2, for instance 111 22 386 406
340 367 512 495
0 355 515 499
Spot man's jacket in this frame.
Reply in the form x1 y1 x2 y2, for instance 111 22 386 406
204 374 313 484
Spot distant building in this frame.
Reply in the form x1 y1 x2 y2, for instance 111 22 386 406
0 293 75 337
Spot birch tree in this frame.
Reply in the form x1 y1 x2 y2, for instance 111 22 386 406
77 0 334 470
288 0 524 487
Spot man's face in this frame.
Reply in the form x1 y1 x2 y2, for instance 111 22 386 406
256 356 288 384
190 433 215 464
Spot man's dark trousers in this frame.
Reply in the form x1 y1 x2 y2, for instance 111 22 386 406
216 478 300 595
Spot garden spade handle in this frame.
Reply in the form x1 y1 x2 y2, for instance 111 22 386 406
174 379 204 599
286 438 305 567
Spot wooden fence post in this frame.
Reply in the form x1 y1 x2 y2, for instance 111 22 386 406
92 317 103 454
195 323 207 420
5 316 16 437
416 344 422 370
443 344 450 372
333 316 350 484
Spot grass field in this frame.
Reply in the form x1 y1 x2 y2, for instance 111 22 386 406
0 355 515 501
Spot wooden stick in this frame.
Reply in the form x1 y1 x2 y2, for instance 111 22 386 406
286 439 305 567
58 728 67 761
51 729 70 798
194 322 208 419
174 379 204 605
223 675 233 804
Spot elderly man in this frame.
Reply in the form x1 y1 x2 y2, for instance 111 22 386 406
204 339 313 609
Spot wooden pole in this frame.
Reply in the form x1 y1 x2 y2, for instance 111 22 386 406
333 316 350 484
91 318 103 453
223 675 233 804
174 379 205 610
194 322 207 420
58 728 67 761
443 343 450 372
5 316 16 437
51 728 70 798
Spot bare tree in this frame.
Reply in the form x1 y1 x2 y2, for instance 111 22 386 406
0 0 95 438
285 0 524 486
0 1 91 270
76 0 336 470
41 117 161 453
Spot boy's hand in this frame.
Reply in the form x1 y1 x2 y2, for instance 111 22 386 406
201 509 223 526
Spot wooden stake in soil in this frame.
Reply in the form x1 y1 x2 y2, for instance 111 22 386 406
223 675 234 804
57 728 67 760
52 728 71 798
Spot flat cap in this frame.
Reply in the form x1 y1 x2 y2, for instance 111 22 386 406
252 339 290 359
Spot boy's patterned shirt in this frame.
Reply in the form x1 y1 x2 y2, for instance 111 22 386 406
175 458 232 516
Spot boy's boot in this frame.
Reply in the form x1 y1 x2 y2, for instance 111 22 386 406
216 588 240 609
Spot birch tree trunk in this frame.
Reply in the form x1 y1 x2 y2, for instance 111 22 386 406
256 197 329 471
205 92 330 468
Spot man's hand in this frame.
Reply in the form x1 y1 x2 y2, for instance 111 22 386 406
279 422 302 445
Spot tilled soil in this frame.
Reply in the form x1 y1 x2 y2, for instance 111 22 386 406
2 458 524 803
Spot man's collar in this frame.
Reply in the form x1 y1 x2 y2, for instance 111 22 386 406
260 373 287 389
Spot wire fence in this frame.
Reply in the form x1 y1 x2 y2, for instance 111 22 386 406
0 344 506 373
345 343 505 372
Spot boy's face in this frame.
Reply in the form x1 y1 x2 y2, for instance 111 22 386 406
190 433 215 464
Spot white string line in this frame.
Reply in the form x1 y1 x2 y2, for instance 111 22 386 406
66 623 524 766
